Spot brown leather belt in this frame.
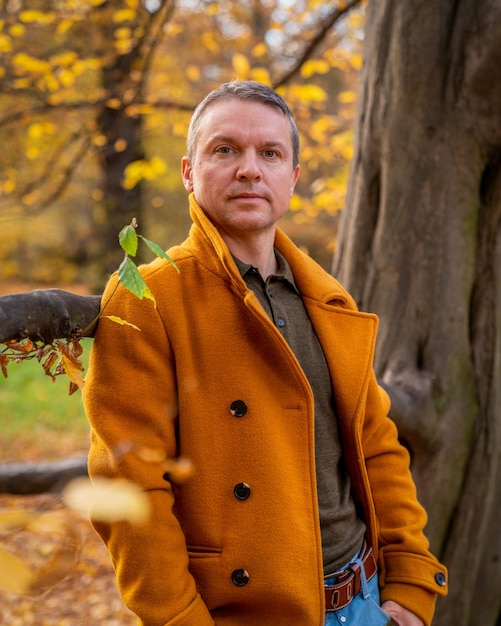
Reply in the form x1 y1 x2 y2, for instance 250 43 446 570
325 542 378 612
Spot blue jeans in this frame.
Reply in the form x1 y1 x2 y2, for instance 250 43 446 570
324 553 391 626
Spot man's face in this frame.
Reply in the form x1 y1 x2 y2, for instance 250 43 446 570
181 99 300 241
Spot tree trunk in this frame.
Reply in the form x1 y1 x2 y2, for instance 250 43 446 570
94 99 144 282
333 2 501 625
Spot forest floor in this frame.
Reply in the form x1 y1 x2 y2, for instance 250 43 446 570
0 437 137 626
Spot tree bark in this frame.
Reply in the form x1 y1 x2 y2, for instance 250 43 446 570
0 290 101 344
333 2 501 625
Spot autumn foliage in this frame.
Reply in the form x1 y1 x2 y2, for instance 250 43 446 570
0 0 364 286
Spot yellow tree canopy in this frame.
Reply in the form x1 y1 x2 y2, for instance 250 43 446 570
0 0 365 285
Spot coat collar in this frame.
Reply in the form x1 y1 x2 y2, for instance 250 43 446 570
187 193 355 310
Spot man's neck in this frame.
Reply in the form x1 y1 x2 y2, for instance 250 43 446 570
224 232 278 279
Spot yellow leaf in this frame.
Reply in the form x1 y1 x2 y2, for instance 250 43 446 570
290 193 302 212
26 146 40 160
9 23 25 37
105 97 122 109
149 155 166 176
114 38 134 55
114 138 127 152
232 53 250 79
162 457 195 484
13 52 51 74
57 18 75 34
289 84 328 103
113 8 136 23
300 59 330 79
63 476 151 525
93 134 108 147
201 31 220 54
102 315 141 331
348 11 366 29
0 33 12 52
136 447 167 464
56 340 85 391
250 67 271 85
309 116 336 143
79 57 102 71
338 90 357 104
43 74 60 92
0 547 34 594
348 53 363 71
252 42 267 58
58 68 75 87
125 103 152 117
50 51 77 67
186 65 201 82
122 159 147 189
19 10 56 25
2 179 15 193
60 353 84 389
115 26 132 39
323 49 349 71
27 123 43 139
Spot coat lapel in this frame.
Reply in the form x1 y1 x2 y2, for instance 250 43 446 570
305 303 379 426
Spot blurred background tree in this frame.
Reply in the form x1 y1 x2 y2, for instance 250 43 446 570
0 0 363 289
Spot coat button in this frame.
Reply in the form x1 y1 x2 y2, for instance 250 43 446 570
231 568 250 586
435 571 447 587
234 482 251 500
230 400 248 417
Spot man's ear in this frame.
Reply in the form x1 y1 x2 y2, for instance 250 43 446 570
290 164 300 196
181 156 194 192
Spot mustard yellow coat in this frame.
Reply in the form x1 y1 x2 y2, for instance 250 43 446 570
84 194 447 626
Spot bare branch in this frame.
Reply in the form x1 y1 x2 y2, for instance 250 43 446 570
0 100 103 129
273 0 363 89
134 0 177 94
0 457 88 494
0 290 101 344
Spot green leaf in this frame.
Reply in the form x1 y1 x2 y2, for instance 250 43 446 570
118 257 156 307
139 235 180 273
119 224 138 257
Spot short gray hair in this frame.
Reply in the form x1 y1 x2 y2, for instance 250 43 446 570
186 81 300 168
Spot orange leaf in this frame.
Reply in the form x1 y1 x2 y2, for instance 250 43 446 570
0 353 8 378
56 341 85 391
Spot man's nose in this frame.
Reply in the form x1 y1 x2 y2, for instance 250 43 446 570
236 152 262 181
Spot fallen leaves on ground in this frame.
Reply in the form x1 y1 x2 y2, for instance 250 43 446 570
0 493 137 626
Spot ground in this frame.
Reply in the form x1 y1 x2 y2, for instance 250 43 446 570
0 493 137 626
0 437 136 625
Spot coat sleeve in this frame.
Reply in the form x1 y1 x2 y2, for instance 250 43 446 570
83 274 214 626
359 376 448 626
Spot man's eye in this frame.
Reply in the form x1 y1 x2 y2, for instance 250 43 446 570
217 146 232 154
263 150 278 158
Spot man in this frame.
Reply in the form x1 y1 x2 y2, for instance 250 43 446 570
84 81 448 626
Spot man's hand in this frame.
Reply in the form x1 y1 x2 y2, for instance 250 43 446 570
381 600 424 626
